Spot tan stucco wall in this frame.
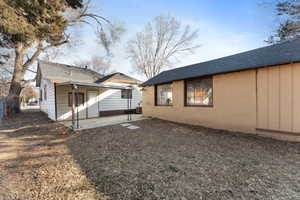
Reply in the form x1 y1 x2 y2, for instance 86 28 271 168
143 70 257 133
257 63 300 133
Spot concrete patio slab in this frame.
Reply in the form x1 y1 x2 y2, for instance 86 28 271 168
60 114 146 130
127 125 140 129
120 123 132 127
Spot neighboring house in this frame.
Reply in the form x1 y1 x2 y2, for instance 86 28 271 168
142 39 300 138
36 60 142 121
0 80 10 96
20 81 40 104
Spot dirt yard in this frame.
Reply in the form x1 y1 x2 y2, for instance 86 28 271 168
1 112 300 200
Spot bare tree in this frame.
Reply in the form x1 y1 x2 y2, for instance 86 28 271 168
74 56 111 75
0 52 12 96
96 21 126 56
0 50 13 81
267 0 300 44
127 15 200 79
0 0 125 97
20 86 38 103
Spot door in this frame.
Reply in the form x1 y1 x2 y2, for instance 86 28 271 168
87 91 99 118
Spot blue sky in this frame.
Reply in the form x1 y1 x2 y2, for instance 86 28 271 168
54 0 278 81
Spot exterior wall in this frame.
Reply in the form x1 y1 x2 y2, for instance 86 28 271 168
56 85 89 121
40 79 56 120
143 63 300 137
56 84 142 121
143 70 257 133
99 84 141 111
257 63 300 133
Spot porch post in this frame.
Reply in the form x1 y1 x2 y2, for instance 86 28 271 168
127 86 132 121
72 85 76 129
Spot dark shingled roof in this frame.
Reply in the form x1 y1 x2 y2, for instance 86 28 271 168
142 39 300 87
95 73 118 83
96 72 142 84
36 60 104 86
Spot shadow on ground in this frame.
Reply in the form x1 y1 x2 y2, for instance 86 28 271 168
0 112 108 200
1 112 300 200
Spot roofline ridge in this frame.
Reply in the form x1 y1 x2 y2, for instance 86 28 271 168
38 60 104 77
162 38 300 74
141 38 300 86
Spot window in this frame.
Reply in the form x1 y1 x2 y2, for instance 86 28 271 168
121 89 132 99
68 92 85 107
44 85 47 101
185 77 213 106
155 83 173 106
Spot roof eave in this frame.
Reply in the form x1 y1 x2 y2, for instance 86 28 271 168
141 60 297 87
55 81 132 89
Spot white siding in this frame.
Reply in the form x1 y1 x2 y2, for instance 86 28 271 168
56 85 87 121
99 85 141 111
40 79 56 120
55 83 142 121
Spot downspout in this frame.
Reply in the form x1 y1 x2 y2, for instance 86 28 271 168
127 86 132 121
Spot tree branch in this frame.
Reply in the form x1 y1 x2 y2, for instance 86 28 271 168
23 42 44 70
22 38 69 71
26 68 37 74
1 66 13 74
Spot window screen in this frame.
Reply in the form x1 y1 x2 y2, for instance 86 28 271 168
68 92 85 107
156 83 173 105
121 89 132 99
185 77 213 106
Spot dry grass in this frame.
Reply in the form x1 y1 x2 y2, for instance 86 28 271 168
1 112 300 200
0 112 108 200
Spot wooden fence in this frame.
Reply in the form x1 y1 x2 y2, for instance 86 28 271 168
0 96 20 120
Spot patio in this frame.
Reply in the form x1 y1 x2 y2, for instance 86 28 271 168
60 114 145 130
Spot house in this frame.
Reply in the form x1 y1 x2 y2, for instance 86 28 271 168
36 60 142 121
141 39 300 139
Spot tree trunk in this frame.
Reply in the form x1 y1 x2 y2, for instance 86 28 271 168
8 43 25 97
